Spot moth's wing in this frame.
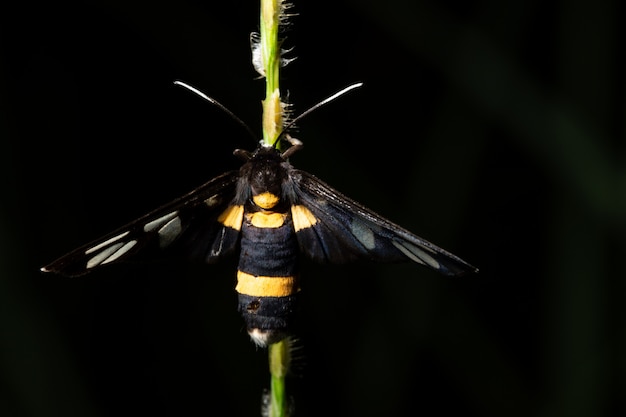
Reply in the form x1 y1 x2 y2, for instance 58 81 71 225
290 170 477 276
41 171 242 277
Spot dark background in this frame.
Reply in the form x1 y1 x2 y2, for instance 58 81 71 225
1 1 624 416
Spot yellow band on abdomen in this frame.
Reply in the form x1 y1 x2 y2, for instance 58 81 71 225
247 211 286 228
235 271 299 297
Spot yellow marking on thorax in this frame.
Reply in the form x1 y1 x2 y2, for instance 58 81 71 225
236 271 300 297
253 192 280 209
291 205 317 231
248 211 286 228
217 205 244 230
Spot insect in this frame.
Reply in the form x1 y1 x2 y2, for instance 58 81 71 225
41 82 478 346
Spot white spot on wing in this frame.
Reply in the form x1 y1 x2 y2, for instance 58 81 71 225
392 240 440 270
350 219 375 249
144 211 179 232
101 240 138 264
204 194 221 208
158 216 182 248
86 242 124 269
85 231 129 255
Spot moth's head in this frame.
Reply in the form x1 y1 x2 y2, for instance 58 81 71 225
246 147 286 202
234 135 303 162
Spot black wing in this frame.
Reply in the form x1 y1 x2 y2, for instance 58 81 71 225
291 170 477 276
41 171 241 277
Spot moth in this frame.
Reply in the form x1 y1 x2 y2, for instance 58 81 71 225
42 82 478 346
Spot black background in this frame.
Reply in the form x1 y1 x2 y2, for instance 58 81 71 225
1 1 624 416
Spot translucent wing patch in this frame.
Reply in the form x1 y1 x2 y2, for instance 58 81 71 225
290 170 477 276
41 171 241 277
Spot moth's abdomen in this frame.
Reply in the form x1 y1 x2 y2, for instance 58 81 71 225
236 209 301 346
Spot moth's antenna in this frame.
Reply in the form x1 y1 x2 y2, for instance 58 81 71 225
274 82 364 147
174 80 257 142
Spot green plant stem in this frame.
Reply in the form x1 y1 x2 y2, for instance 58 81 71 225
260 0 283 147
269 339 289 417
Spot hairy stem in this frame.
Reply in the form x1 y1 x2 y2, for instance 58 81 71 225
260 0 283 147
